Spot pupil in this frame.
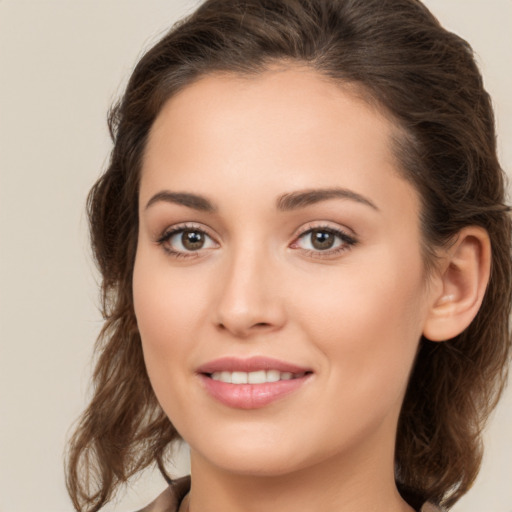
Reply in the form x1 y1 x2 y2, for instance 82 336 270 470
312 230 334 250
182 230 204 250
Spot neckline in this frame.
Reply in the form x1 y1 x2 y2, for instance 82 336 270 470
143 475 440 512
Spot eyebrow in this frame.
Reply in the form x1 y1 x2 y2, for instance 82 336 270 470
276 188 378 212
145 187 378 212
145 191 217 212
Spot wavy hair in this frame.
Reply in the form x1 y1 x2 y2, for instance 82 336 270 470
66 1 512 510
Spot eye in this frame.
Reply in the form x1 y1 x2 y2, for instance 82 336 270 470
292 226 357 257
157 224 218 258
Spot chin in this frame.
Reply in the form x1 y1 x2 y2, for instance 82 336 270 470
188 434 310 477
188 428 343 480
204 453 308 478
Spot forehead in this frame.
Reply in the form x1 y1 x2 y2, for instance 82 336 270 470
141 67 418 219
146 66 393 161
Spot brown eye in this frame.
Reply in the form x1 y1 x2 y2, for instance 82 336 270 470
310 229 336 250
159 226 218 256
293 225 357 257
181 230 205 250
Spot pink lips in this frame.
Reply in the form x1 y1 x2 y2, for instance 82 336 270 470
196 356 313 410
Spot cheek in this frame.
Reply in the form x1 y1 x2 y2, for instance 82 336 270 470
133 275 182 354
132 256 211 434
132 249 205 388
133 242 210 336
291 247 426 397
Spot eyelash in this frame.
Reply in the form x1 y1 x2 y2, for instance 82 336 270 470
292 224 357 259
156 223 358 260
156 223 216 260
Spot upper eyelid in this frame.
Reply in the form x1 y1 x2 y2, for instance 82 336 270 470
292 226 357 247
293 221 356 239
157 222 217 241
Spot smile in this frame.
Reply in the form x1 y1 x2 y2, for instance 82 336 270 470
197 357 313 409
210 370 307 384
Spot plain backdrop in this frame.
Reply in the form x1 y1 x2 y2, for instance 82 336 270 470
0 1 511 511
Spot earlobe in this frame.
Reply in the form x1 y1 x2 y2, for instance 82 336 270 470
422 226 491 342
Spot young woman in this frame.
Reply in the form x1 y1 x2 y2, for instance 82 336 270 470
66 1 512 511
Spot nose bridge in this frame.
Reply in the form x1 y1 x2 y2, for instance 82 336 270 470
214 237 285 336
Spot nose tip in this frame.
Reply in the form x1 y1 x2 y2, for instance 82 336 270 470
216 318 278 338
213 255 286 338
215 296 286 338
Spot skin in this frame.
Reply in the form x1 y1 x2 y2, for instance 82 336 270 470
133 67 447 512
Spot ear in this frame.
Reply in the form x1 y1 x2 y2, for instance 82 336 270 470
422 226 491 342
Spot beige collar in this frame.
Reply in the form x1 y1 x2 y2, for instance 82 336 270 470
137 476 442 512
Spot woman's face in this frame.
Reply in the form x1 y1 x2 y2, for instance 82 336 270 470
133 67 436 477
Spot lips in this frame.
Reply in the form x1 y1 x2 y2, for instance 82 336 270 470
196 357 313 409
197 356 311 374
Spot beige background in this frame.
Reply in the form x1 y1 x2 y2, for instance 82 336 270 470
0 1 510 511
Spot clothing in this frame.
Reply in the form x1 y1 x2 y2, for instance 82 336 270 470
136 476 190 512
136 476 442 512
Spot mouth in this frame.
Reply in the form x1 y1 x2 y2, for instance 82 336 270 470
208 369 310 384
196 357 313 409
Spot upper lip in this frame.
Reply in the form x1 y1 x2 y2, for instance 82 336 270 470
196 356 312 375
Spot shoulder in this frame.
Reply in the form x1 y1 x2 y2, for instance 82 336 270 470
135 476 191 512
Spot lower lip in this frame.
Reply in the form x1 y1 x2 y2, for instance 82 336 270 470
199 374 311 409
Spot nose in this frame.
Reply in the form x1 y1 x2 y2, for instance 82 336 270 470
213 245 287 338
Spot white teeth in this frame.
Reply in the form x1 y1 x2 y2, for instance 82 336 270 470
231 371 248 384
266 369 280 382
248 370 266 384
220 371 232 383
210 370 303 384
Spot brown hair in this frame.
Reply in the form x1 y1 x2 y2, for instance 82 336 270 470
66 1 512 510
